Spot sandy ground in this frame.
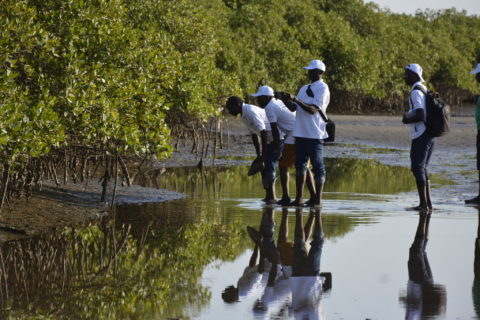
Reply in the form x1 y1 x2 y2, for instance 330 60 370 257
2 106 477 238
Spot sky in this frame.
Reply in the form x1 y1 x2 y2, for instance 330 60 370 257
368 0 480 16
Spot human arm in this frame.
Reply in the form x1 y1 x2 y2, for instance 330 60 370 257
402 90 426 124
402 108 425 124
270 123 282 160
251 134 261 158
260 130 268 162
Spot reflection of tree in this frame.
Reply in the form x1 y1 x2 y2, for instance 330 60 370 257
140 158 419 201
0 213 243 319
325 158 416 194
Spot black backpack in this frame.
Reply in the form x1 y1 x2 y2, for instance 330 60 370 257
412 86 450 137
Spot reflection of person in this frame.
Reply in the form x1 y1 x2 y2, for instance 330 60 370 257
250 207 290 316
399 212 447 319
225 96 276 203
290 207 331 319
252 85 316 206
402 64 434 211
222 217 268 303
277 207 314 278
465 63 480 204
472 207 480 317
277 60 330 207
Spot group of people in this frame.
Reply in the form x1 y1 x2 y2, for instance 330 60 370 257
226 59 480 212
222 207 331 318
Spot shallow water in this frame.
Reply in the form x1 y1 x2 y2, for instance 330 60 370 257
0 157 478 319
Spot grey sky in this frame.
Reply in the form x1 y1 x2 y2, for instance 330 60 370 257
367 0 480 15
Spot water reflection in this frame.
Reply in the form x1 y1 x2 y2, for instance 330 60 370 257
399 213 447 319
0 211 245 319
473 207 480 317
223 207 331 320
136 158 424 200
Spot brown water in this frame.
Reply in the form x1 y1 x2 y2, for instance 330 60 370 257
0 157 478 319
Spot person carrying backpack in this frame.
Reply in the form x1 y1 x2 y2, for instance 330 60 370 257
402 64 435 211
465 63 480 204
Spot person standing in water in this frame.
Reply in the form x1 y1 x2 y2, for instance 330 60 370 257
277 60 330 207
402 64 435 211
465 63 480 204
225 96 277 204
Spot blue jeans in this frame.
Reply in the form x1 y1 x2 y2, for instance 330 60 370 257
292 231 324 276
260 209 279 264
261 141 278 189
410 132 435 182
295 137 326 185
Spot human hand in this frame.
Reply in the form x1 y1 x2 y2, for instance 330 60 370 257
274 91 294 102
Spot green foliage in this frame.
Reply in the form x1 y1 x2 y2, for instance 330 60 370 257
1 0 479 197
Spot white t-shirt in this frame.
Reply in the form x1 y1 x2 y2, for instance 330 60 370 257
408 81 427 140
237 266 263 298
241 103 273 143
405 280 423 320
293 79 330 140
265 98 296 144
290 276 324 311
255 279 292 318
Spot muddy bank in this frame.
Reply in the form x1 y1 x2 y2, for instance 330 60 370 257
0 179 184 238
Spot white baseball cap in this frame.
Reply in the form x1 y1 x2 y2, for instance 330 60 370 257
251 85 274 97
405 63 425 82
470 63 480 74
304 60 326 72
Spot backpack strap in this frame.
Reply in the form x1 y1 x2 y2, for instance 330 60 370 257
410 85 427 109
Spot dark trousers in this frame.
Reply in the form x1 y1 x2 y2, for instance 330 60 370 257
410 132 435 182
292 231 324 276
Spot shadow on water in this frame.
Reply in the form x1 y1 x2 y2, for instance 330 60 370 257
0 157 456 318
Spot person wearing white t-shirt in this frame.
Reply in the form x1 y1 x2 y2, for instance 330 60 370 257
226 96 276 203
402 64 435 211
251 85 316 206
277 60 330 207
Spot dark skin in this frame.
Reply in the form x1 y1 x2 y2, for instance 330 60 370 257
278 69 324 115
402 69 425 124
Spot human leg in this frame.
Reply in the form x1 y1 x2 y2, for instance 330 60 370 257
277 166 290 205
308 139 326 207
292 207 307 276
262 142 277 203
466 131 480 204
304 167 316 207
306 208 324 276
278 144 295 205
410 133 434 210
293 138 309 206
278 207 289 244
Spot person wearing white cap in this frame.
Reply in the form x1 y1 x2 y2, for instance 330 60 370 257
276 59 330 207
251 85 316 206
402 63 435 211
225 95 276 203
465 63 480 204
